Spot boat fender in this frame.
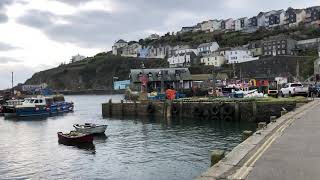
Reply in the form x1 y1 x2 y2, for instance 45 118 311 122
223 116 233 122
147 104 155 113
210 106 220 116
222 105 233 115
193 106 203 117
35 106 40 111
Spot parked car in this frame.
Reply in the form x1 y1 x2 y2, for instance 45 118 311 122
280 83 309 97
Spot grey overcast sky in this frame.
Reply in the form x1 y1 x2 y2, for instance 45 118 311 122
0 0 318 89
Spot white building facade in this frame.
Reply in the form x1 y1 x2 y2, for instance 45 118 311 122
200 53 226 67
225 49 259 64
71 54 86 63
112 39 128 55
197 42 219 56
200 20 222 32
234 17 249 31
167 52 196 68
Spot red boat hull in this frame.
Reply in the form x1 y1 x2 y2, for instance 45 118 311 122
57 132 93 144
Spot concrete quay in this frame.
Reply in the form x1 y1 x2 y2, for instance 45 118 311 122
197 99 319 180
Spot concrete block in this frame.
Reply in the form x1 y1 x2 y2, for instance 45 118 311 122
257 122 267 130
200 163 234 178
242 130 253 141
221 143 256 166
270 116 277 123
210 150 225 166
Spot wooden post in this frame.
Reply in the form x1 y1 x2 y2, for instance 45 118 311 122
234 102 240 121
134 100 137 117
166 101 172 120
121 100 124 117
252 101 257 121
108 99 112 118
179 101 183 119
210 150 225 167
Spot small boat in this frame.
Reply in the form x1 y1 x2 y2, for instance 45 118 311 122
73 123 108 135
2 99 24 118
57 131 94 144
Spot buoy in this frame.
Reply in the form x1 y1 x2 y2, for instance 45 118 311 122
223 116 233 122
221 105 233 115
193 106 203 117
210 105 220 116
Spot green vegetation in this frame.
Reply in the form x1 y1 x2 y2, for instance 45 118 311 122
25 54 168 90
139 26 320 48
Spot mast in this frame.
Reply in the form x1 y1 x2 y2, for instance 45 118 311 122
11 72 13 97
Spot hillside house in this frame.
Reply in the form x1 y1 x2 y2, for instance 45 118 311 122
121 43 142 58
70 54 86 63
305 6 320 27
200 20 222 32
112 39 128 55
235 17 249 31
200 53 226 67
171 45 198 56
148 45 173 59
265 10 285 28
167 52 198 68
261 37 297 56
146 34 160 40
225 49 259 64
284 8 307 27
248 41 263 57
221 19 234 31
197 42 219 56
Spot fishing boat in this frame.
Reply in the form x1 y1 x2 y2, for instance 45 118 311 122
57 131 94 144
45 95 74 115
15 97 50 117
2 99 24 118
73 123 108 135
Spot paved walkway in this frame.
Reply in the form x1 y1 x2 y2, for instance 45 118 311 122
247 99 320 180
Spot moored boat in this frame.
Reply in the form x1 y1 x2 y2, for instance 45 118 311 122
73 123 108 135
2 100 24 118
15 97 50 117
57 131 94 144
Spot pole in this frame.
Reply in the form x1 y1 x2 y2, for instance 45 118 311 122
11 72 13 97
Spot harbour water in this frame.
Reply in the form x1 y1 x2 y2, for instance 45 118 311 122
0 95 256 180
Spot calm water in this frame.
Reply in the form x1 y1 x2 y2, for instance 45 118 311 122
0 95 256 180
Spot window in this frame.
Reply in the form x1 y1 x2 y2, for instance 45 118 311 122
282 50 286 54
277 50 281 54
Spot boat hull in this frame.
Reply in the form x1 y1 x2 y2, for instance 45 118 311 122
74 125 107 135
57 132 94 144
16 106 50 117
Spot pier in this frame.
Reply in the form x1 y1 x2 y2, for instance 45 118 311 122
197 99 319 180
102 98 310 122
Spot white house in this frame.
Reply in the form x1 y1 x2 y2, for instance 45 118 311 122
225 49 259 64
171 45 198 56
70 54 86 63
112 39 128 55
200 20 221 32
197 42 219 56
235 17 249 31
265 10 286 28
200 53 226 67
121 43 142 58
167 52 197 68
221 19 234 31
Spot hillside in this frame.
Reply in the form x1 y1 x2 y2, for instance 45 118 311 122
25 53 168 91
139 26 320 48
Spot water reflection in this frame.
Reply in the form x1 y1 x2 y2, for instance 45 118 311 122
58 141 96 153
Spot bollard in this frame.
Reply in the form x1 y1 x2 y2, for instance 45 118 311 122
210 150 225 167
270 116 277 123
242 130 253 141
281 110 287 116
108 99 112 117
257 122 267 130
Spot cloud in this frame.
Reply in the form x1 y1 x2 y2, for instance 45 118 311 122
16 0 318 49
53 0 92 6
0 57 22 64
0 42 20 51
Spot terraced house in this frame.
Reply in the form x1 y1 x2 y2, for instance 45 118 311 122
305 6 320 27
262 37 297 56
265 10 285 28
235 17 249 31
284 8 307 27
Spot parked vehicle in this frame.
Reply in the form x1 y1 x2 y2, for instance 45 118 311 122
308 84 320 97
267 81 278 98
280 83 309 97
57 131 94 144
73 123 108 135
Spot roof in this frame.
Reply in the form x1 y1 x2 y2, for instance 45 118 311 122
191 74 211 81
130 68 192 83
198 42 218 48
116 39 127 43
